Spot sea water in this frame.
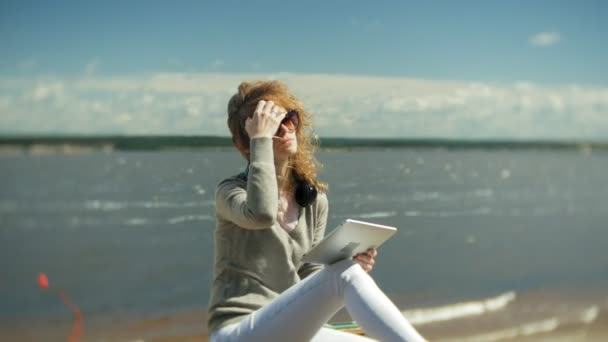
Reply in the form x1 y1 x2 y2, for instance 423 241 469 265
1 147 607 339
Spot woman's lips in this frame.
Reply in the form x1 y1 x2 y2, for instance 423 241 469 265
273 136 295 149
274 137 293 145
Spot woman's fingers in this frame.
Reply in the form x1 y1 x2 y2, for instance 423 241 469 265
357 254 375 266
353 253 375 272
258 100 286 116
353 248 378 272
247 100 286 138
255 100 267 115
262 100 275 114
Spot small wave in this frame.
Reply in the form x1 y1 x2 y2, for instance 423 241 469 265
84 200 213 211
85 200 125 211
411 191 446 202
67 216 103 226
335 182 358 189
357 211 397 219
440 317 560 342
408 189 495 202
125 218 149 226
193 185 206 195
403 291 516 326
167 215 213 224
470 188 494 198
579 305 599 324
437 208 492 217
400 208 493 218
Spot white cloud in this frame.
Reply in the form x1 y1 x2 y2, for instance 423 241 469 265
1 72 607 140
31 81 65 102
0 96 12 110
529 32 561 47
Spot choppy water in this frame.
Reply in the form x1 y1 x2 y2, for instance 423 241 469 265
1 147 607 339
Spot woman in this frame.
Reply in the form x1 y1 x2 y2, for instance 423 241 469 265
208 80 426 342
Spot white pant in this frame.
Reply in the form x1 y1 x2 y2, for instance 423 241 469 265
210 259 425 342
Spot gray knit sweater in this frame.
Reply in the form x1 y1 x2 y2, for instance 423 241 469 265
207 137 328 334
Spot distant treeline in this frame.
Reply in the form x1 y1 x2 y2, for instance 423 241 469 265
0 135 607 151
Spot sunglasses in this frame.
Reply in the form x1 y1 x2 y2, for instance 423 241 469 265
275 110 300 136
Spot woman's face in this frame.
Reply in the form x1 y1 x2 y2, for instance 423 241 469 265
272 114 298 161
236 105 299 161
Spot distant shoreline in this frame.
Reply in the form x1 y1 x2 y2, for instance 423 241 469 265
0 135 606 152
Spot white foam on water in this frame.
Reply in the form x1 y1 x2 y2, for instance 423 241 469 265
579 305 599 324
399 207 499 218
438 317 560 342
193 185 206 195
125 218 149 226
85 200 125 210
68 216 103 226
403 291 517 326
357 211 397 219
84 200 212 211
411 191 444 201
471 188 494 198
167 215 213 224
471 207 492 215
436 208 492 217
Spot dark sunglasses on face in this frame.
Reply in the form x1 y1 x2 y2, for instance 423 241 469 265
275 110 299 136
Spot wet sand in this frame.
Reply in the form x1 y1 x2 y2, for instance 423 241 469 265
3 289 607 341
3 310 607 342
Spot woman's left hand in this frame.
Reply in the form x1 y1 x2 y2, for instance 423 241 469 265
353 248 377 272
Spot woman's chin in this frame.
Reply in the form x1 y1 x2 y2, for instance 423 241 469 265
274 139 297 156
274 145 297 158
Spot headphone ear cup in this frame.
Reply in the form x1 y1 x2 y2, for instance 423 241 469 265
295 182 318 207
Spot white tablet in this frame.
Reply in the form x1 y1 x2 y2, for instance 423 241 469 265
302 219 397 265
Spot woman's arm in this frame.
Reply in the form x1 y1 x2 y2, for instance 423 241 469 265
216 137 279 229
215 100 288 229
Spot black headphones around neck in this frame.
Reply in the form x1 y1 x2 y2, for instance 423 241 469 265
238 164 318 207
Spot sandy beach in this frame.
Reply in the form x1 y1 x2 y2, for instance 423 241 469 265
3 305 607 342
140 310 608 342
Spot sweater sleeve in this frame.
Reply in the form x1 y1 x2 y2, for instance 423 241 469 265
215 137 278 229
298 192 328 279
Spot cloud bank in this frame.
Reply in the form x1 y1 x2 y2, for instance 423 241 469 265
1 72 607 140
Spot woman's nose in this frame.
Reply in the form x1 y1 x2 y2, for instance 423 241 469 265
275 124 287 137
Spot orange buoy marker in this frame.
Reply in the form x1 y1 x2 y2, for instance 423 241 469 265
38 273 83 342
38 273 49 289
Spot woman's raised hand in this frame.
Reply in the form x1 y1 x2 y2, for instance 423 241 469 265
246 100 287 139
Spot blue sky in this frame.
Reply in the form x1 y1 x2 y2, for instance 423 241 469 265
1 0 607 139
